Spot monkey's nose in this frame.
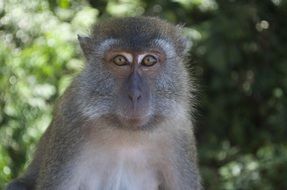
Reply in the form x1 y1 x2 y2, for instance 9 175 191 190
128 90 142 104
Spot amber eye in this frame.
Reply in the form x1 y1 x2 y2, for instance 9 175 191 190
141 55 158 67
113 55 128 66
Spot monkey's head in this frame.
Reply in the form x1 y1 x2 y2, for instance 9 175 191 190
77 17 192 129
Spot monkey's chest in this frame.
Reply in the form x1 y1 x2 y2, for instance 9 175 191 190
73 145 160 190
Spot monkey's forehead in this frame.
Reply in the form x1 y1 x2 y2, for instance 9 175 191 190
92 17 181 44
97 38 176 58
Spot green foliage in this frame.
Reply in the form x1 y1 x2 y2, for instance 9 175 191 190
1 0 286 189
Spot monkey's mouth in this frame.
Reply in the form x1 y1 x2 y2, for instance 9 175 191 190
118 114 151 128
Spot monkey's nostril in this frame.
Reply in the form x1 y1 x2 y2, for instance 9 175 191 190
128 94 133 101
128 91 141 103
137 95 141 100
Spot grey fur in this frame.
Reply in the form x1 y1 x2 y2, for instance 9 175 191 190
6 17 201 190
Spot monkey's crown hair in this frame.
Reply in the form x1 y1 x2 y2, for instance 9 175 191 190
89 17 188 57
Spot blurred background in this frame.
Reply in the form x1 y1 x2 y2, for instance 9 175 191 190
1 0 287 189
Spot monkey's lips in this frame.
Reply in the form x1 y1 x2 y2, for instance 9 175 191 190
118 114 151 128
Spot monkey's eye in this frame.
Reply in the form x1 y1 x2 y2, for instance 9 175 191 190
141 55 158 67
113 55 128 66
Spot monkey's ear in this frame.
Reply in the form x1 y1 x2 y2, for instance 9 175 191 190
78 35 94 59
180 36 192 55
176 25 191 56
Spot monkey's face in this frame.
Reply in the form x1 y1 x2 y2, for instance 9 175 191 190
103 48 165 128
78 17 190 129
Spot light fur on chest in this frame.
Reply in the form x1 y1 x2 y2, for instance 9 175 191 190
64 129 167 190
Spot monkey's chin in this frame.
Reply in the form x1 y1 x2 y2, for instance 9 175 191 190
118 115 151 129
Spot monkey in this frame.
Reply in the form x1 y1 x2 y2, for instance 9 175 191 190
6 17 201 190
